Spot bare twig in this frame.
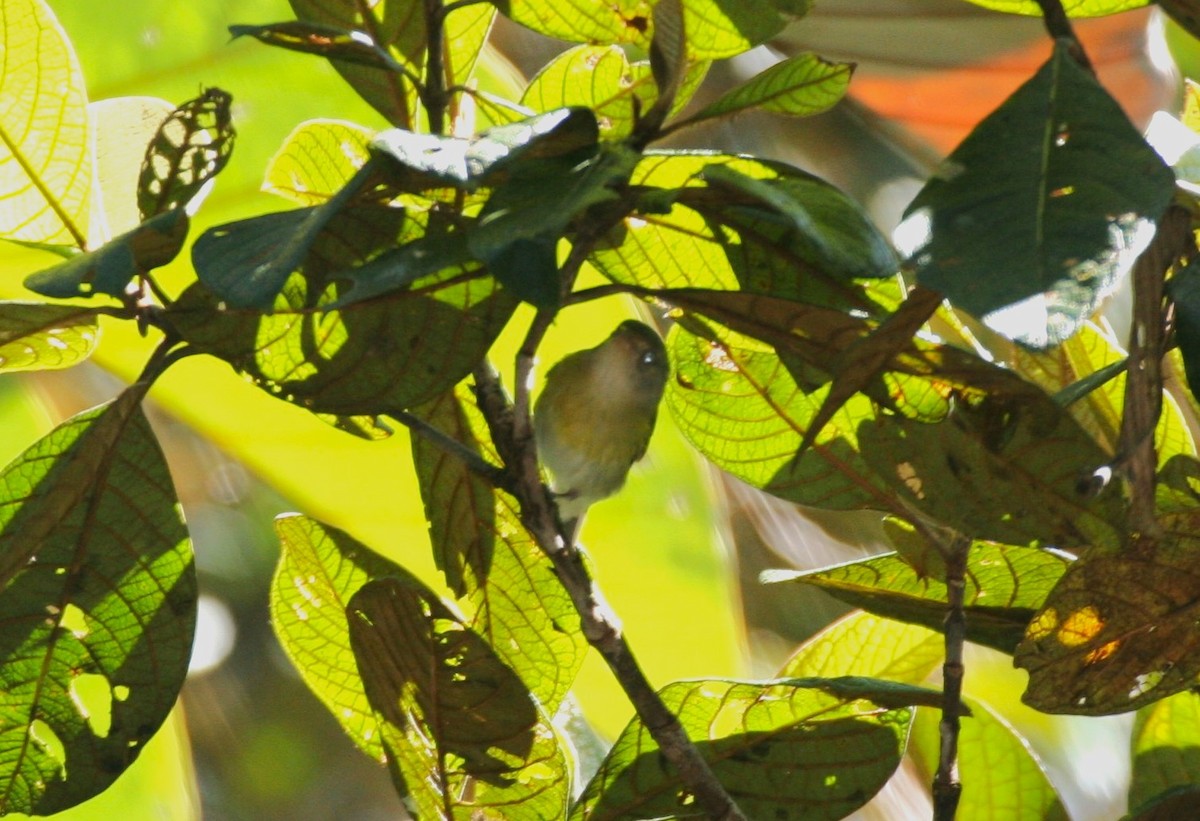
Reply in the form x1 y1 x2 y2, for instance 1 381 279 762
422 0 448 135
1120 205 1194 537
1033 0 1094 74
932 533 970 821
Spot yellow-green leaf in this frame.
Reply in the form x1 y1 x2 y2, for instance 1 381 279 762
0 302 99 372
264 119 373 205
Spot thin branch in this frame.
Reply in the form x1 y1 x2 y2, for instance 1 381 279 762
932 534 969 821
1033 0 1094 74
390 408 514 493
422 0 448 136
1120 205 1193 537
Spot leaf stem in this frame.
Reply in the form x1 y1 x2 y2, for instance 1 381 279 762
390 408 513 493
422 0 448 136
1033 0 1094 74
1120 204 1193 537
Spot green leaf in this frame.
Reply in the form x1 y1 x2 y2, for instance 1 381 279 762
229 21 402 70
0 389 196 815
1126 787 1200 821
270 515 411 759
767 542 1071 654
263 119 374 206
287 0 422 126
347 576 569 819
137 87 235 220
779 611 944 684
1130 692 1200 813
680 0 807 58
521 45 709 142
572 677 928 821
369 107 600 192
0 302 99 372
1167 258 1200 403
592 154 896 307
24 208 189 298
167 264 516 418
1160 0 1200 41
191 160 384 308
902 40 1174 348
910 697 1068 821
411 390 585 713
687 52 852 122
961 0 1146 14
1016 511 1200 714
492 0 653 46
857 384 1125 550
0 0 90 249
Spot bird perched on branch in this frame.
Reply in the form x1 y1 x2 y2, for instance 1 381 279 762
533 320 670 538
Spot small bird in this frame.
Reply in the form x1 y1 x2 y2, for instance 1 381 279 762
533 320 670 538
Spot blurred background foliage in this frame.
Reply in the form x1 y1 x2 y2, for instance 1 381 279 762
5 1 1200 819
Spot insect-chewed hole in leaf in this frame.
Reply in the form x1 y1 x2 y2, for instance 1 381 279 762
29 720 67 773
59 603 88 639
1130 671 1166 700
1083 640 1121 666
69 673 116 738
896 462 924 499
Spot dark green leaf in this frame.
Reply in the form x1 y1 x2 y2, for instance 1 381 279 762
572 677 925 821
24 209 189 298
0 302 99 372
229 22 400 70
766 542 1071 654
191 161 382 308
348 576 568 818
1167 258 1200 401
1016 511 1200 714
370 107 600 192
0 389 195 815
411 389 586 712
137 87 235 219
1126 786 1200 821
902 40 1174 348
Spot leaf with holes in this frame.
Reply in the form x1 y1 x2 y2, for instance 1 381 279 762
686 52 852 122
0 388 195 815
411 389 585 712
767 541 1070 654
137 87 234 219
0 0 90 249
572 677 935 821
348 576 569 819
25 208 189 299
901 41 1173 348
1016 511 1200 714
0 303 99 372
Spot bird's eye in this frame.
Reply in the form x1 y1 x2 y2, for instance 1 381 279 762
640 351 657 366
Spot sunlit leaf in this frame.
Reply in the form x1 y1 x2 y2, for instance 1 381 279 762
0 302 99 372
767 542 1070 654
780 611 943 684
494 0 653 46
0 388 195 814
910 697 1068 821
137 87 235 219
89 97 175 238
411 390 585 712
901 41 1173 348
961 0 1146 14
0 0 90 249
264 119 374 206
686 52 852 123
1016 511 1200 714
521 45 709 141
573 677 932 821
1129 691 1200 813
347 576 569 819
680 0 809 58
270 515 411 759
25 208 189 299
